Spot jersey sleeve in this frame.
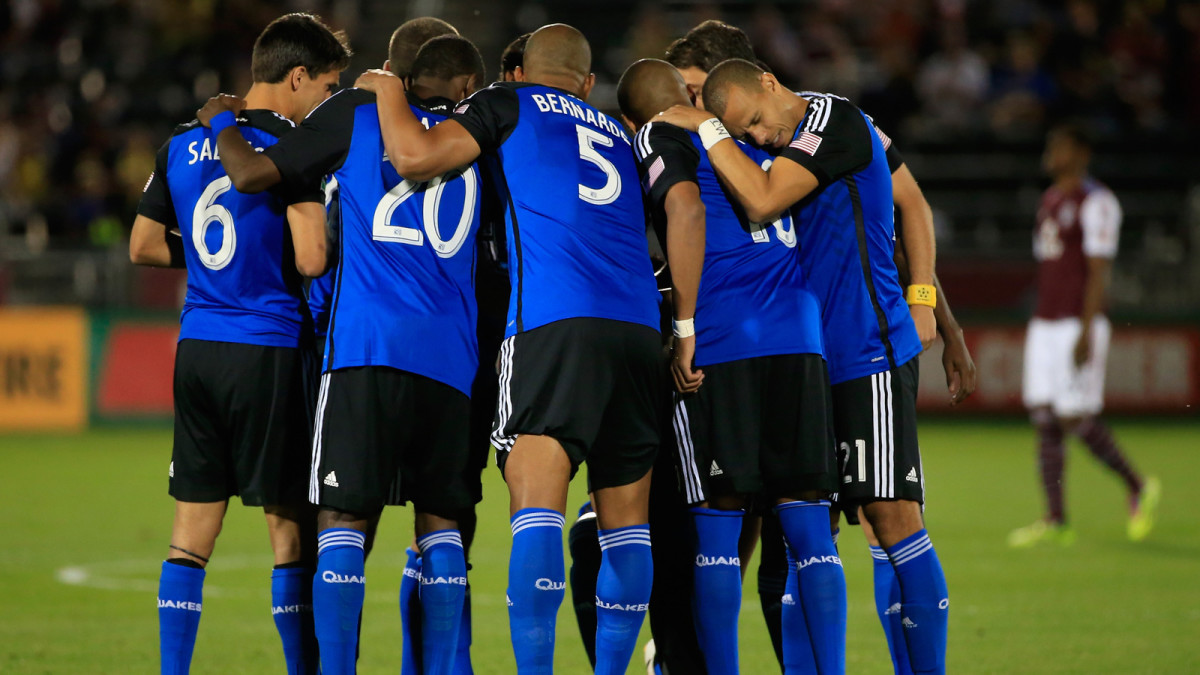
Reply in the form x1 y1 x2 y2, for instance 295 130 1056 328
779 98 874 187
264 89 360 196
135 139 176 226
449 85 520 153
634 122 700 209
872 123 905 173
1080 188 1122 258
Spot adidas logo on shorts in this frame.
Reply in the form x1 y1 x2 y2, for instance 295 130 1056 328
323 471 339 488
906 467 919 483
709 461 723 477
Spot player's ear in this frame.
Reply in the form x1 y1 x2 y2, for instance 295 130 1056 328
579 72 596 102
619 113 637 134
761 71 777 94
512 65 526 82
290 66 307 91
461 73 480 98
382 59 393 74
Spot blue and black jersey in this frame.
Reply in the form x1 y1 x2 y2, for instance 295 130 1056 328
634 121 824 367
264 89 481 396
137 110 322 348
781 93 920 384
450 82 660 338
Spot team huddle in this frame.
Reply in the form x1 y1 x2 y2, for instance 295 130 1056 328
131 12 983 675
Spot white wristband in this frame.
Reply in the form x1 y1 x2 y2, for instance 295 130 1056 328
672 317 696 339
697 118 731 150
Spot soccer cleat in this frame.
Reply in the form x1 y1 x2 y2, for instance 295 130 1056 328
1007 520 1076 548
1128 476 1161 542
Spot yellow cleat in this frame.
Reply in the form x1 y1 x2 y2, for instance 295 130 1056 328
1128 476 1161 542
1007 520 1076 548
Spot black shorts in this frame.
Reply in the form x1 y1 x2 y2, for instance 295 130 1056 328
832 357 924 506
492 318 663 491
310 366 472 518
171 339 312 506
671 353 837 503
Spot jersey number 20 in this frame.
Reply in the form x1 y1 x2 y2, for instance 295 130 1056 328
372 167 478 258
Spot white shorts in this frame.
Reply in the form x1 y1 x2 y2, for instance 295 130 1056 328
1022 316 1111 417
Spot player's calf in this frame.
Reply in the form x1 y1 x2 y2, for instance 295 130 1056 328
312 509 371 675
414 512 467 675
775 497 847 675
592 472 655 675
264 504 318 675
158 500 225 675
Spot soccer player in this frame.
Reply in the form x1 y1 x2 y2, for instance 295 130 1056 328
1008 124 1160 547
129 13 349 675
621 58 843 675
199 34 487 675
356 23 663 674
499 33 531 81
660 58 951 674
665 20 756 109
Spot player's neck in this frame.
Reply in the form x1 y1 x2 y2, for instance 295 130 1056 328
243 82 299 124
787 90 809 133
1052 171 1086 191
409 78 457 104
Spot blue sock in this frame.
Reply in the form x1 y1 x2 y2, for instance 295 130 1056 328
400 548 423 675
871 546 913 675
781 545 817 673
418 529 468 674
776 500 846 675
452 583 473 674
271 566 318 675
690 508 743 675
507 508 566 674
158 560 205 675
312 528 366 675
593 524 653 675
885 530 949 675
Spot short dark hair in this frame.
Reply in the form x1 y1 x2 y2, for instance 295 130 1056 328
251 13 352 84
388 17 459 78
702 58 765 117
410 35 486 85
669 20 756 73
1049 121 1093 151
664 36 710 71
501 33 530 76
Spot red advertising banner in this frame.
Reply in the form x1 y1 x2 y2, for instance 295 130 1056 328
916 325 1200 414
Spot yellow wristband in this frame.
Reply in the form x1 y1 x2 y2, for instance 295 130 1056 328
906 284 936 308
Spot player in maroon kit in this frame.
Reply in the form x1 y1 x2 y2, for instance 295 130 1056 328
1009 124 1160 547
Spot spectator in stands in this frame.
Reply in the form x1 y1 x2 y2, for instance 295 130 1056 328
989 31 1057 138
915 20 989 136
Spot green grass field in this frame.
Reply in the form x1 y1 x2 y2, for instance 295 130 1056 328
1 420 1197 674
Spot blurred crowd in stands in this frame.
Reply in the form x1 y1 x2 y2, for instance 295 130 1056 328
1 0 1197 249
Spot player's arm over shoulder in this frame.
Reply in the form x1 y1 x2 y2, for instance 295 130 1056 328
377 85 509 183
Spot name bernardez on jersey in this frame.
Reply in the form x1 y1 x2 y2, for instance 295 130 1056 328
137 110 322 348
781 93 921 384
451 82 660 338
265 88 481 396
634 121 824 366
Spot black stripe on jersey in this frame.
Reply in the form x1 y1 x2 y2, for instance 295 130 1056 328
492 166 524 333
323 197 347 370
845 174 896 370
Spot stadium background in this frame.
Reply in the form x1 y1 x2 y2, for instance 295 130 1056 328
0 0 1197 672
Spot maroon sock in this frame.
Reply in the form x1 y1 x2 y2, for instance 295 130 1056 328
1036 419 1067 524
1076 417 1142 495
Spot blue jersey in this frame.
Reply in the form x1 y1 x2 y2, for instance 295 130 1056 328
137 110 322 348
308 178 340 343
265 89 481 395
634 122 823 366
780 93 921 384
451 82 660 338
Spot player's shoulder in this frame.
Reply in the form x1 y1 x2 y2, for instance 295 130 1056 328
635 121 696 160
407 92 455 117
241 109 296 138
1082 177 1118 201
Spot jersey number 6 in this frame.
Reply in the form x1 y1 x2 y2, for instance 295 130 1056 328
192 176 237 271
372 166 478 258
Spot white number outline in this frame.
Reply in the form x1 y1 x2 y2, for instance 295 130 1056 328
192 176 237 270
372 166 478 259
748 158 797 248
576 125 622 205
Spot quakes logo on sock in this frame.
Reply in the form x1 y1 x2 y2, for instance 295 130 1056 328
796 554 843 570
158 599 202 611
595 597 650 613
695 554 740 567
321 571 364 584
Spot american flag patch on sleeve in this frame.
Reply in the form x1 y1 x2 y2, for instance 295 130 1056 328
647 156 665 188
789 132 822 156
874 125 892 150
453 103 469 114
143 172 155 193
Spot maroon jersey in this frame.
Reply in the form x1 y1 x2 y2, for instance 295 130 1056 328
1033 177 1121 319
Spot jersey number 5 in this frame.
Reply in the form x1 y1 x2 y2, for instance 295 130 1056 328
192 176 237 271
576 125 622 205
372 167 478 258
